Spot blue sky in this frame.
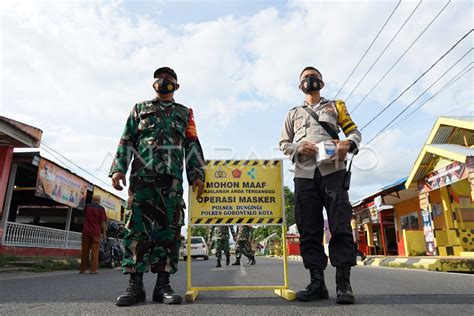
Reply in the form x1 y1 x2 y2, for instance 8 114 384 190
1 0 472 206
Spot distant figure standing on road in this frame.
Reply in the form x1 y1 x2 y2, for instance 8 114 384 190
232 225 256 266
80 195 107 274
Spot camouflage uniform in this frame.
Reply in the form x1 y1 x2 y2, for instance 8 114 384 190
208 226 235 260
110 99 205 275
235 226 255 260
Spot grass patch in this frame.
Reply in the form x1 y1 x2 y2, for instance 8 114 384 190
0 255 19 268
28 258 81 272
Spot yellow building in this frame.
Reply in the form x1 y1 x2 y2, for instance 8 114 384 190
405 117 474 256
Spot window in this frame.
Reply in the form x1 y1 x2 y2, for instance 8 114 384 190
400 212 419 230
191 237 204 244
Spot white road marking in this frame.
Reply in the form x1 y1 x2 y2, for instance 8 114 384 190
240 262 247 277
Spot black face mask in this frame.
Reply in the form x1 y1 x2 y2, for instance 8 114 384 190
154 78 176 94
300 77 323 93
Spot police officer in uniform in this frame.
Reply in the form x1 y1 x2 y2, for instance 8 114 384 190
279 67 362 304
110 67 205 306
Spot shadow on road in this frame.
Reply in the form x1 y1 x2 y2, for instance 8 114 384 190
189 294 474 307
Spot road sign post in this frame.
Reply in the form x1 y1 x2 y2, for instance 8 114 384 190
185 159 296 302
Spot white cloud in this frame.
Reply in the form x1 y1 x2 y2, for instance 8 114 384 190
1 0 472 200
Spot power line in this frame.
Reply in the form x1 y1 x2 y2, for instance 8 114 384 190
40 141 117 192
333 0 402 99
363 64 472 164
344 0 423 102
380 63 473 137
365 53 472 145
439 102 474 116
359 29 473 132
366 59 473 146
350 1 452 114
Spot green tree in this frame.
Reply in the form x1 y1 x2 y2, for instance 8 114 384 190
253 186 296 242
284 186 295 227
190 226 209 242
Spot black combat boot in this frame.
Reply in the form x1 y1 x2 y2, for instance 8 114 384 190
336 266 355 304
116 273 146 306
231 258 241 266
249 256 256 265
215 259 222 268
296 269 329 301
226 256 230 266
152 272 182 304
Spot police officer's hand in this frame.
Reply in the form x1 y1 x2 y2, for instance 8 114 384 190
330 140 350 161
297 141 318 156
193 179 204 199
111 172 127 191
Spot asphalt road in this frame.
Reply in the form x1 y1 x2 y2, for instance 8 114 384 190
0 257 472 315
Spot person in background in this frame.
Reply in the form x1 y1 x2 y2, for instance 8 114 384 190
80 195 107 274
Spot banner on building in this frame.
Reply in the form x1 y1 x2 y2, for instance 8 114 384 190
35 158 88 209
421 160 469 192
93 186 122 221
467 156 474 202
189 159 284 225
419 192 436 256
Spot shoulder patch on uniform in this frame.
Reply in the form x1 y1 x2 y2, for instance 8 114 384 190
334 100 357 134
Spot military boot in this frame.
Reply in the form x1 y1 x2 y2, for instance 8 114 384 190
215 259 222 268
231 258 241 266
226 256 230 266
152 272 182 304
116 273 146 306
296 269 329 301
249 256 256 265
336 266 355 304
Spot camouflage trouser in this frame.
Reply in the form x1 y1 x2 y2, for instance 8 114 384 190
215 238 230 260
235 240 254 260
122 176 184 274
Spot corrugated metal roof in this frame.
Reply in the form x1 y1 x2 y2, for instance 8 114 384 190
406 116 474 188
351 177 407 206
430 116 474 146
380 177 407 191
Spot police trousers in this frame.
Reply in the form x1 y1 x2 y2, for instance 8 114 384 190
294 169 356 269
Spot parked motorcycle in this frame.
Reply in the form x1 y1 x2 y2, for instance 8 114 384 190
99 222 124 268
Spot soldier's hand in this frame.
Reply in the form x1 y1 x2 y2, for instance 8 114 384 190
193 179 204 199
297 141 318 156
111 172 127 191
330 139 350 162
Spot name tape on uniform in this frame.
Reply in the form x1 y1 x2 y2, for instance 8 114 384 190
189 159 284 225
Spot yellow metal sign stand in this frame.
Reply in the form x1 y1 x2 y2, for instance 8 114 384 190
185 224 296 302
184 159 296 303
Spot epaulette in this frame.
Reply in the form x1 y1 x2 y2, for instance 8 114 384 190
173 102 188 109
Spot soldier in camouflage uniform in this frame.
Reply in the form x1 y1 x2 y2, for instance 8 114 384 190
232 225 256 266
110 67 205 306
208 226 235 268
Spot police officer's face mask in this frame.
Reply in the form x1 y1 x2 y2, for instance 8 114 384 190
300 77 323 94
153 78 176 94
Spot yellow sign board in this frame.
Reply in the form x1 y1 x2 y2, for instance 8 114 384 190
189 159 284 225
93 186 122 221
